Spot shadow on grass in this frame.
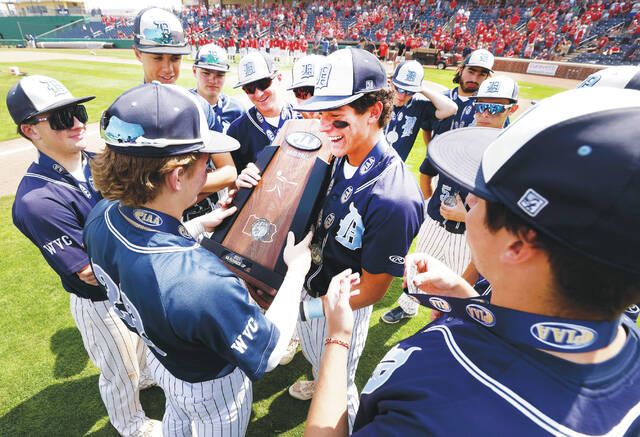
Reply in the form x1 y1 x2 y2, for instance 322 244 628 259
0 375 166 436
50 327 89 379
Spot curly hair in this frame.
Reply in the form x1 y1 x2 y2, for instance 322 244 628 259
91 148 199 207
348 88 394 128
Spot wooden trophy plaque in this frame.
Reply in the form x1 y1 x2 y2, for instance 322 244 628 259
201 118 333 308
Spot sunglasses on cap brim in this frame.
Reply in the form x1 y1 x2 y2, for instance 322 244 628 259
27 104 88 130
474 102 514 115
242 76 275 94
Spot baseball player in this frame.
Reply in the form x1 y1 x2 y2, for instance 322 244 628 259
84 82 315 436
132 7 237 221
307 87 640 436
227 51 302 173
292 48 423 429
381 49 495 324
7 76 159 436
287 54 325 120
385 60 457 162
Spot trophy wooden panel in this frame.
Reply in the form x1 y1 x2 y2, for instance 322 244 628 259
201 118 332 308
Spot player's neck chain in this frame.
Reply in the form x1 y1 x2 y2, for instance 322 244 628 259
37 151 98 202
118 203 195 241
408 293 622 353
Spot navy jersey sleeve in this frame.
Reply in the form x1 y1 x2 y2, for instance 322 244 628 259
169 273 279 381
417 98 437 131
227 115 253 172
13 193 89 276
361 173 423 276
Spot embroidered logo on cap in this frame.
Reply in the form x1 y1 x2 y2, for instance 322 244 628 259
517 189 549 217
243 61 256 78
365 80 374 89
405 70 417 83
316 65 332 89
486 80 501 93
42 78 67 97
301 63 314 79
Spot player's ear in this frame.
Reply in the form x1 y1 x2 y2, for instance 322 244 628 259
20 123 39 142
368 101 383 125
166 166 183 191
500 228 538 265
133 47 142 62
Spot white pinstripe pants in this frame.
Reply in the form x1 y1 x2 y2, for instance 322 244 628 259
397 215 472 314
297 289 372 432
148 353 252 437
70 295 149 437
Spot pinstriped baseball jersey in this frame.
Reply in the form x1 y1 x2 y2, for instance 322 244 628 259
12 151 104 300
227 103 301 172
354 316 640 435
305 139 424 296
84 200 279 383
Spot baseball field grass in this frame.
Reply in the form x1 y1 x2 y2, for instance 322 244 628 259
1 50 571 436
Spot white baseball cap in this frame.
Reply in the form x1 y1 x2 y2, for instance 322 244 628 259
472 75 519 102
6 75 95 124
391 60 424 93
133 7 190 55
295 48 387 112
577 66 640 90
234 52 278 88
194 43 230 72
288 54 325 90
463 49 494 72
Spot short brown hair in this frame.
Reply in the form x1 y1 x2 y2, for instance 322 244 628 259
91 148 199 207
348 88 394 128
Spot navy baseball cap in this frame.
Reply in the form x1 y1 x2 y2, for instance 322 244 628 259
295 48 387 112
133 7 190 55
392 60 424 93
577 66 640 90
6 75 94 124
101 83 239 157
427 87 640 273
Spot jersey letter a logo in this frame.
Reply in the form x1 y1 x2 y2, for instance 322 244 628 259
335 202 364 250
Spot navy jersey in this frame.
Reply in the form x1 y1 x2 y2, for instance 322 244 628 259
354 316 640 436
12 152 104 301
432 87 476 135
189 89 245 133
385 95 437 162
227 103 301 172
84 200 279 383
305 139 424 296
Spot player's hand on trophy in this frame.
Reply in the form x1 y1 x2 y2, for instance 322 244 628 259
235 162 262 189
77 264 98 286
283 231 313 275
324 269 360 340
405 253 477 299
199 204 238 233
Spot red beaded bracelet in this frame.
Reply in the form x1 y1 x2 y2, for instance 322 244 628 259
325 337 350 349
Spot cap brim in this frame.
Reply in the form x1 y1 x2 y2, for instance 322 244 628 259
233 73 273 89
294 93 363 112
201 130 241 154
32 95 96 120
392 80 422 93
466 64 494 74
427 127 502 201
135 44 191 55
286 79 316 90
194 64 230 72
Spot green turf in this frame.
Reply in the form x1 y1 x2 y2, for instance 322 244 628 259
0 51 578 436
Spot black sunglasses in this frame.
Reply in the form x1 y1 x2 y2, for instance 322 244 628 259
29 104 88 130
242 77 273 94
293 86 314 99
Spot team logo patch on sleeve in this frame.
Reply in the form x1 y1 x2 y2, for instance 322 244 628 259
388 255 404 264
429 297 452 313
134 209 163 227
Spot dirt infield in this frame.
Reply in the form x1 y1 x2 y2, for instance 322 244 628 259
0 49 580 197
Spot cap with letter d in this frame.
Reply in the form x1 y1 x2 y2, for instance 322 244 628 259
577 65 640 90
194 43 230 72
295 47 387 111
101 82 239 157
472 75 519 102
234 52 278 88
391 60 424 93
133 7 190 55
427 87 640 273
288 54 325 90
6 75 94 124
463 48 495 73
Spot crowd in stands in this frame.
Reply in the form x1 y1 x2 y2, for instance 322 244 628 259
55 1 640 65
